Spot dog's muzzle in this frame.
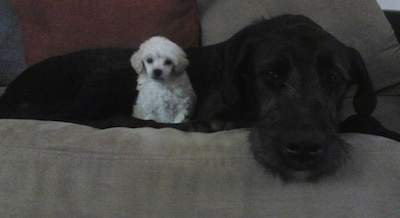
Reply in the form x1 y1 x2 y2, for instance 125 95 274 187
249 95 348 181
152 69 163 80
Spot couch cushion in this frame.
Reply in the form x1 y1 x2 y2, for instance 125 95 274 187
0 119 399 217
198 0 400 94
12 0 199 65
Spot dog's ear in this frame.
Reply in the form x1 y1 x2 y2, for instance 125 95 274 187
222 32 256 106
175 56 189 74
130 51 145 74
347 47 377 116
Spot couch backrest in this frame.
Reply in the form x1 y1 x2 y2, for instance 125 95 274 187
198 0 400 94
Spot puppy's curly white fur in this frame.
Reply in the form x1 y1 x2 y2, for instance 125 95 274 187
130 36 196 123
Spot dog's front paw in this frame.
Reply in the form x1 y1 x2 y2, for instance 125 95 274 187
210 120 241 131
175 120 244 133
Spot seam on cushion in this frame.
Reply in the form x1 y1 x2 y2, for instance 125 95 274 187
0 147 252 162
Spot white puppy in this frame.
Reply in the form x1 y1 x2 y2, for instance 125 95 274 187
130 36 197 123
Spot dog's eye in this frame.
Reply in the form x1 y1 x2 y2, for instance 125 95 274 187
260 68 288 88
328 73 338 83
164 59 172 66
323 71 347 97
146 58 153 64
261 56 290 84
264 71 279 81
326 72 340 86
261 70 284 88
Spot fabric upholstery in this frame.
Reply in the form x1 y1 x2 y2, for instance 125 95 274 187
340 96 400 133
0 119 399 217
12 0 199 65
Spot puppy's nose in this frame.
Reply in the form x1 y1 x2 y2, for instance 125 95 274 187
153 69 162 77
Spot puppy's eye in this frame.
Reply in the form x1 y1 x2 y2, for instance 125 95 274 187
146 58 153 64
164 59 172 66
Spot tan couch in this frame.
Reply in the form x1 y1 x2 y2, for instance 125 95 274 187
1 0 400 217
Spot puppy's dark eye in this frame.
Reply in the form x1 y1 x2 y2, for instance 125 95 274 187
146 58 153 64
164 59 172 66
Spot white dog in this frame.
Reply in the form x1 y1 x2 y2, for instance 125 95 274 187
130 36 197 124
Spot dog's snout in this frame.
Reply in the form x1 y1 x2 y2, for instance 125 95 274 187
153 69 162 77
281 129 327 168
285 142 323 162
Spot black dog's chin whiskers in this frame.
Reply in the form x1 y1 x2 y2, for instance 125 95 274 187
283 82 299 95
249 118 351 182
306 137 351 180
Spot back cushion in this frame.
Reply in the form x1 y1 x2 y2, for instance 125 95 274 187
198 0 400 93
13 0 199 65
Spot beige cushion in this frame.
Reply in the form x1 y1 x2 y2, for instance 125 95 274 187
0 119 399 217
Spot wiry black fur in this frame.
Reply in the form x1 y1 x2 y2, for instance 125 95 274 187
0 15 398 181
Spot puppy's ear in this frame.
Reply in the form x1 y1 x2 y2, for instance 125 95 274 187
175 57 189 74
130 51 145 74
347 47 377 116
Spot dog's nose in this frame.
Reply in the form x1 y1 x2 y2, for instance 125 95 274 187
153 69 162 77
285 142 323 163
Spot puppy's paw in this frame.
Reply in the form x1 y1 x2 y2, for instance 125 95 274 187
173 113 186 124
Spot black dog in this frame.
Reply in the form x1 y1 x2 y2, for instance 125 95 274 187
0 15 398 181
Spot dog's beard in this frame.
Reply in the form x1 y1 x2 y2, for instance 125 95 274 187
248 125 350 182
